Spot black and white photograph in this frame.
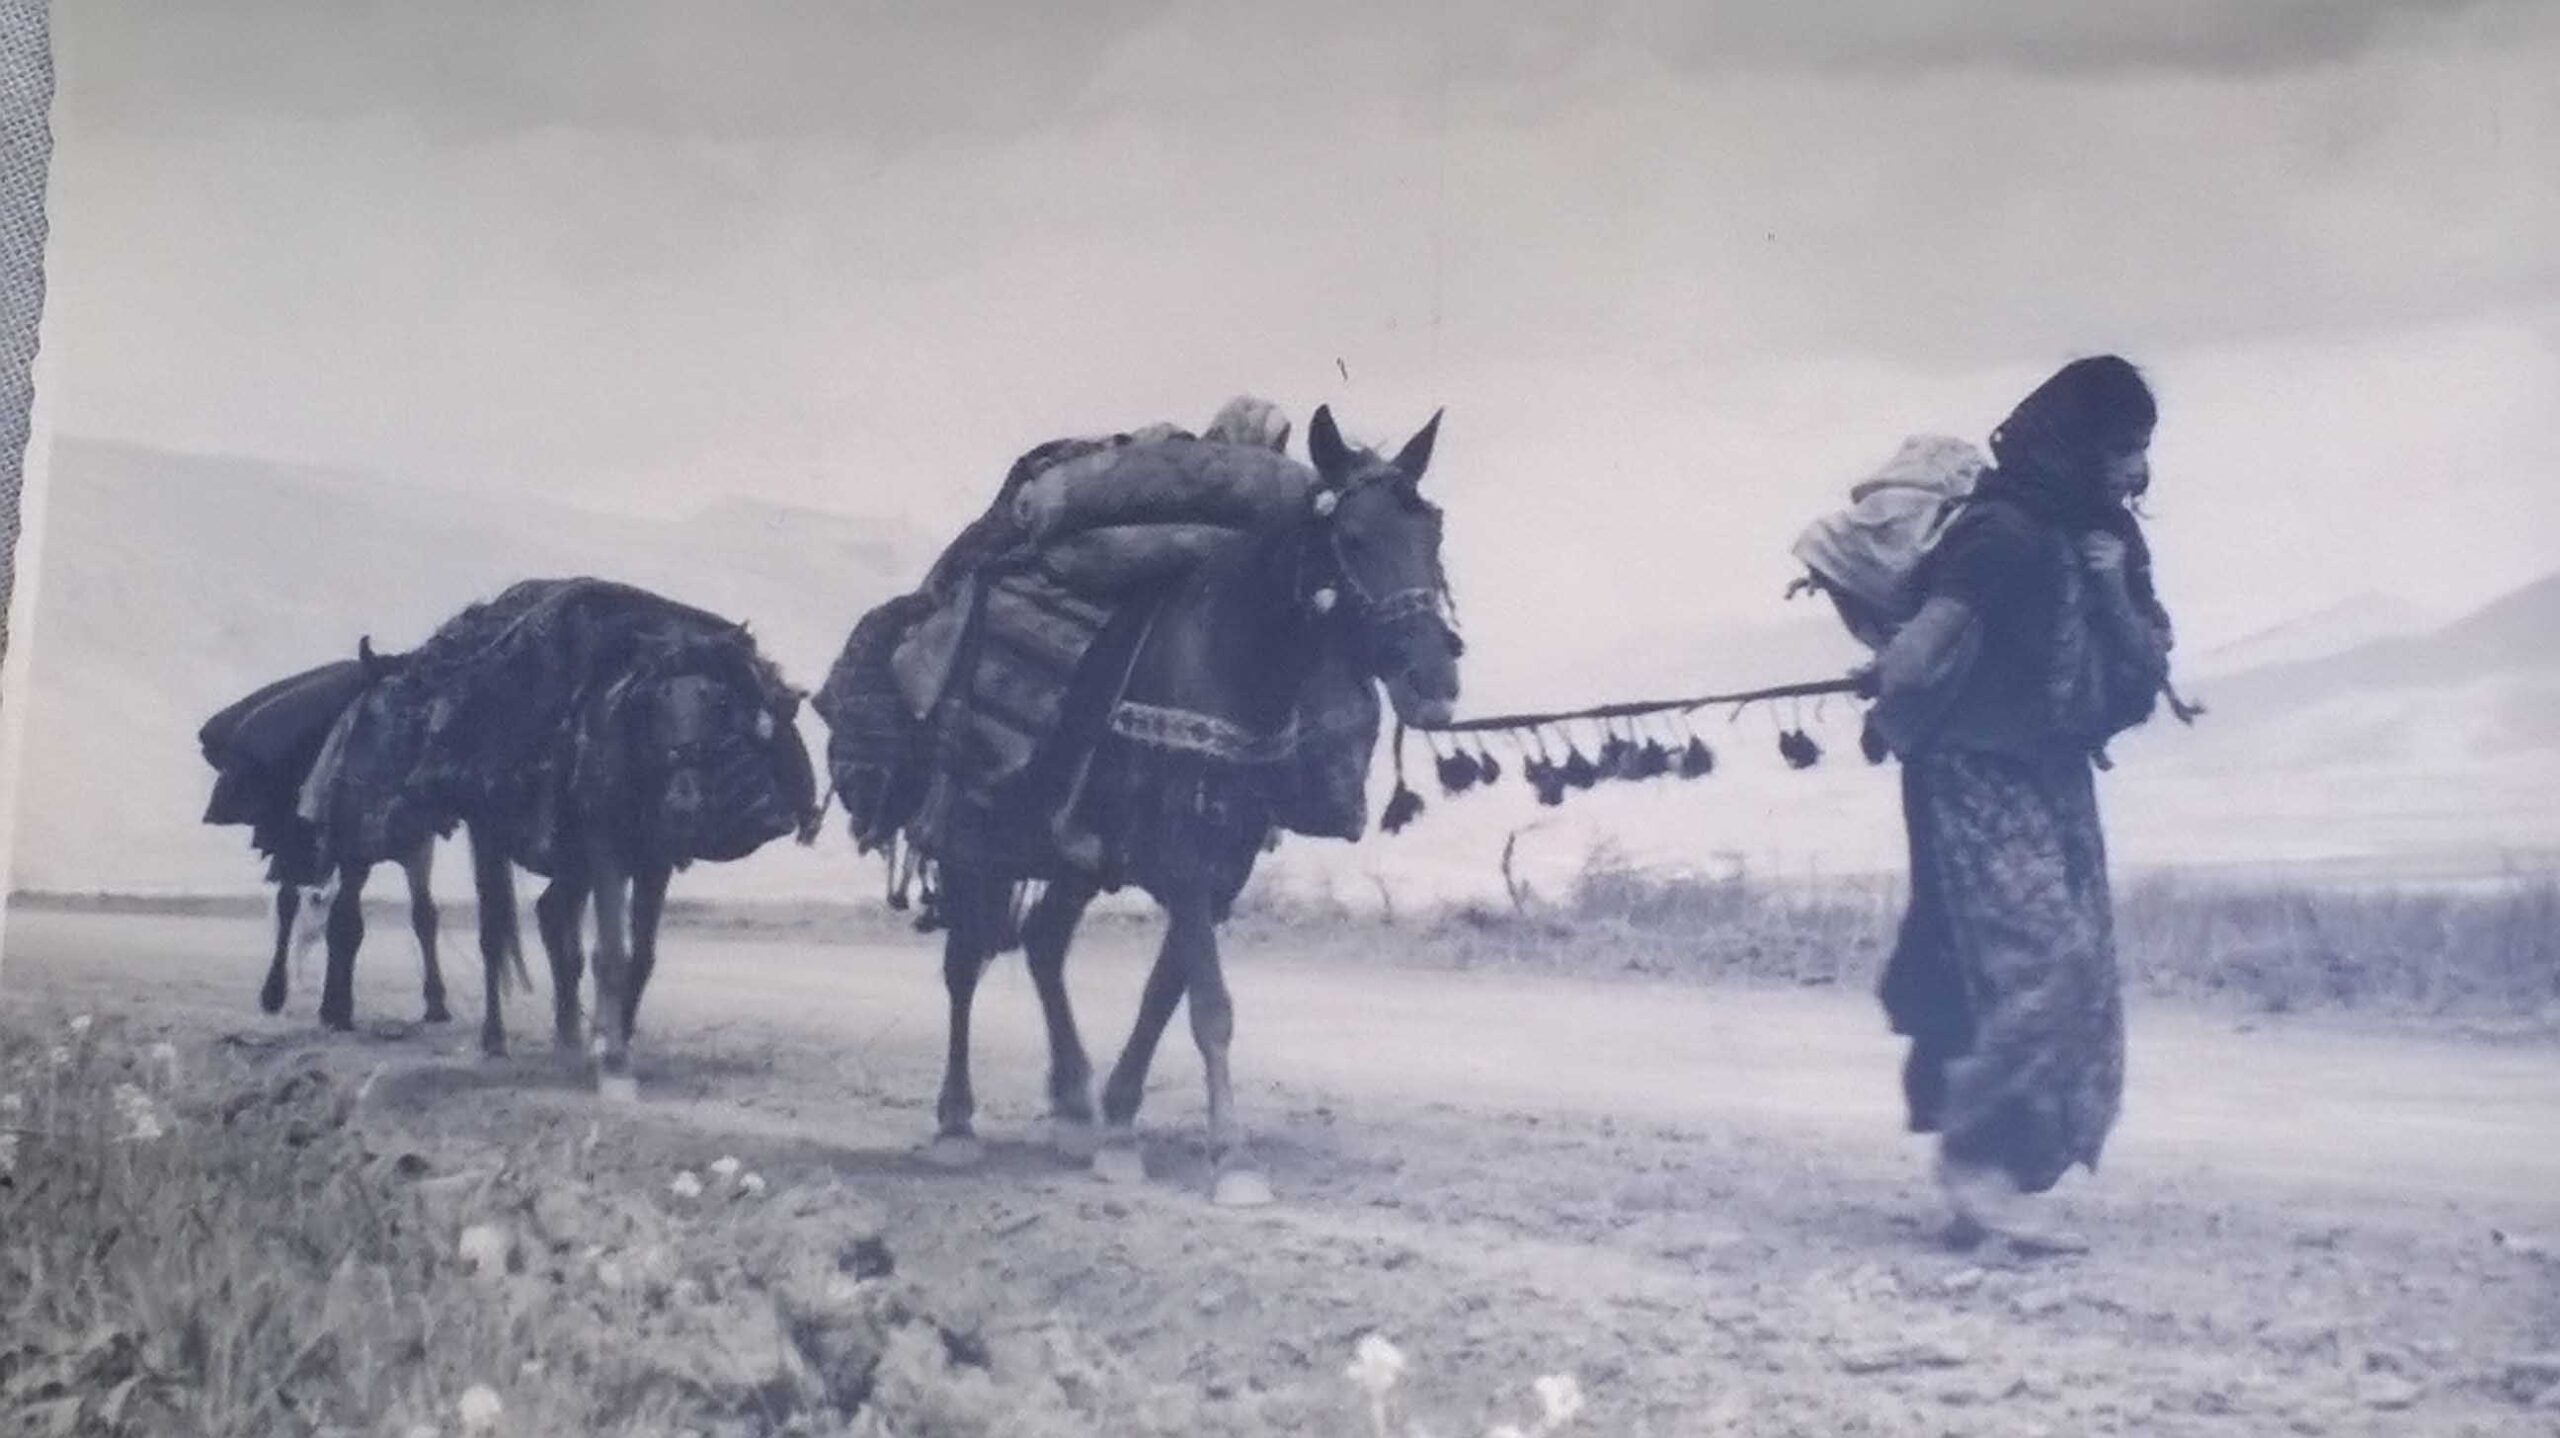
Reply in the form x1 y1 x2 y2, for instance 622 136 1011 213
0 3 2555 1433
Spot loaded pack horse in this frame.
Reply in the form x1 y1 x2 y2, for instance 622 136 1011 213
200 641 453 1026
305 578 817 1091
903 406 1462 1205
467 607 821 1096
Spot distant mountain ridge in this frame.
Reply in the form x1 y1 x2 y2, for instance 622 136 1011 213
2192 590 2435 678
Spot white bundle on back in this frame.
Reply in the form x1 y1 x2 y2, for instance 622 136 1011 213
1790 434 1987 650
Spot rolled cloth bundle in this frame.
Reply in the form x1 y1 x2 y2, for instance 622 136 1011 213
199 659 370 773
1013 438 1317 545
1036 521 1249 597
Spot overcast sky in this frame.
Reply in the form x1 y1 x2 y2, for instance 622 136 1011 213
38 0 2560 673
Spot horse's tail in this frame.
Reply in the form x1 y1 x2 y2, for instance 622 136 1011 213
505 924 535 994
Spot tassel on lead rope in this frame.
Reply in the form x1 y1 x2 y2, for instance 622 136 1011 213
1380 720 1426 834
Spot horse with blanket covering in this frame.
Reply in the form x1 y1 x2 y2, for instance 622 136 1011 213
299 578 819 1090
198 643 446 1024
816 406 1460 1204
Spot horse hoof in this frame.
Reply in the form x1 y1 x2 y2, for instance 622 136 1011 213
1211 1169 1275 1209
258 987 286 1016
320 1013 355 1034
927 1134 983 1169
1090 1142 1147 1187
596 1073 640 1105
422 1003 453 1025
1045 1117 1100 1162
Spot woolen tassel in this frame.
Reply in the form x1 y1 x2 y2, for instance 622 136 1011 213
1383 721 1426 832
1562 744 1599 790
1679 737 1715 778
1778 729 1822 769
1587 731 1628 777
1382 782 1426 833
1436 749 1479 794
1637 739 1672 779
1859 712 1890 765
1476 745 1504 785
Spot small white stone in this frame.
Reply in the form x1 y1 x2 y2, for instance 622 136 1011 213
458 1224 512 1277
709 1155 743 1182
738 1173 768 1199
456 1384 504 1433
2357 1373 2423 1411
669 1170 705 1200
1534 1373 1587 1426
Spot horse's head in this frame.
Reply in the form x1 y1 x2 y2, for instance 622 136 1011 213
1303 405 1462 728
613 631 820 861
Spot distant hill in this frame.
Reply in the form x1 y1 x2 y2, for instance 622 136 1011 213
2191 591 2435 678
2 438 922 898
2105 568 2560 874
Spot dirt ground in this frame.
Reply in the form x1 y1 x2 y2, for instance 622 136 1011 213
6 905 2559 1436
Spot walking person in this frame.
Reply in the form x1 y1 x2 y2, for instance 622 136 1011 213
1865 355 2177 1253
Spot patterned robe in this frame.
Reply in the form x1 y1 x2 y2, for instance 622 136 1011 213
1874 491 2165 1193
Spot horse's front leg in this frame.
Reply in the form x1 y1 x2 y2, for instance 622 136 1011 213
318 861 369 1032
930 870 1007 1167
467 825 517 1059
259 882 299 1015
404 838 450 1024
623 862 671 1038
1021 878 1100 1156
588 843 640 1103
1093 896 1198 1187
535 874 590 1057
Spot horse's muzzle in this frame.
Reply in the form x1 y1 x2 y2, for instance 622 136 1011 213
1384 674 1456 729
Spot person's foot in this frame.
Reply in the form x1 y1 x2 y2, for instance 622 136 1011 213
1936 1152 2089 1257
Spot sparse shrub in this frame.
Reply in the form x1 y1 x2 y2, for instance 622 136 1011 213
0 1015 1194 1436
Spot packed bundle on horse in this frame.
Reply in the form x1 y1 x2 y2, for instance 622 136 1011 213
305 577 813 877
820 426 1332 835
816 591 937 855
1016 437 1315 539
201 657 372 779
199 655 375 881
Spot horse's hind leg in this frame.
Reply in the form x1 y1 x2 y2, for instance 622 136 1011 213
405 839 450 1024
1093 901 1196 1186
260 883 299 1015
318 861 368 1032
535 874 589 1056
930 870 1007 1167
1024 877 1100 1156
468 826 517 1059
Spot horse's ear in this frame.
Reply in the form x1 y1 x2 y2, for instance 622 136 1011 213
1308 405 1351 477
358 636 380 673
1393 408 1444 482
